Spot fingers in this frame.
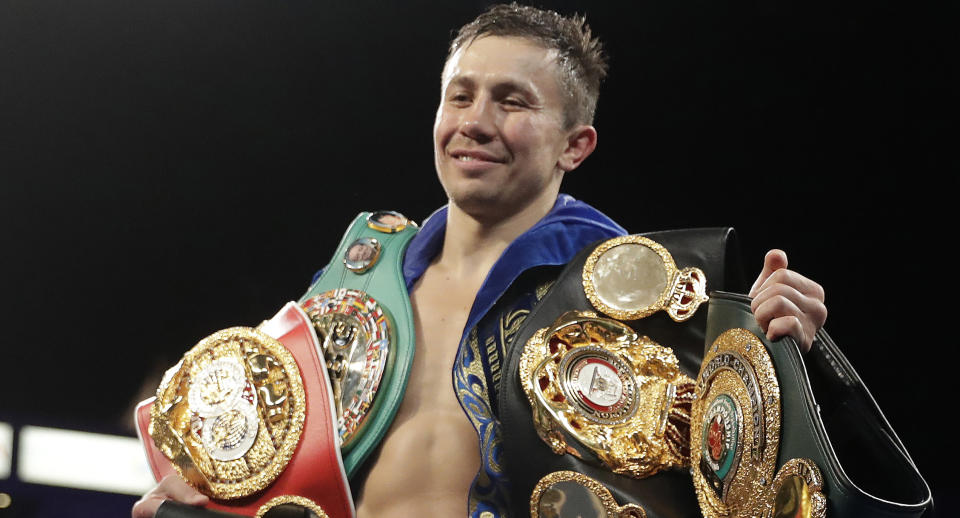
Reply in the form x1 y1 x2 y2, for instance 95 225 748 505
750 277 827 353
749 249 788 297
132 496 163 518
159 474 208 504
132 475 208 518
767 316 808 351
752 266 826 302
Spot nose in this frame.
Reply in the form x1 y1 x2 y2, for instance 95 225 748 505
459 97 496 143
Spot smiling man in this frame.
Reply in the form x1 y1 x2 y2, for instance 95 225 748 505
133 4 826 518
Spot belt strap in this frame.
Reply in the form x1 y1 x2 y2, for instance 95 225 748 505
297 211 417 477
702 292 932 518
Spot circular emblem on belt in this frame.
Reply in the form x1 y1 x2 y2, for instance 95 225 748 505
691 328 781 517
560 347 637 424
530 471 649 518
343 237 381 274
149 327 306 499
519 311 694 478
366 210 410 233
582 235 708 322
202 400 260 462
188 358 250 418
770 458 827 518
701 395 740 482
302 288 391 450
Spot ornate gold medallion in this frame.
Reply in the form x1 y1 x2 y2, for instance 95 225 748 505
530 471 648 518
255 495 329 518
520 311 694 478
769 459 826 518
582 235 708 322
691 328 782 517
301 288 391 450
149 327 306 499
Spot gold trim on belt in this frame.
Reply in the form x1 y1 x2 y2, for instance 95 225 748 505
520 311 694 478
149 327 306 499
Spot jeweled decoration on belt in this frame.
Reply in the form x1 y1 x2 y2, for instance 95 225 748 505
301 288 391 450
149 327 306 499
520 311 695 478
530 471 648 518
691 328 815 518
582 235 708 322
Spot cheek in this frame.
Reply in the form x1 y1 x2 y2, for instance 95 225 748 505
506 116 560 164
503 118 539 152
433 109 455 148
433 110 453 182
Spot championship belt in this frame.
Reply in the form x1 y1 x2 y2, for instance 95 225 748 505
519 235 708 487
135 302 353 517
135 210 418 517
692 293 932 518
297 210 417 476
501 230 932 518
501 229 739 518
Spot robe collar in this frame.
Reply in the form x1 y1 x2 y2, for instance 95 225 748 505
402 194 626 339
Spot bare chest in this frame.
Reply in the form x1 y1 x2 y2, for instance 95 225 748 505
354 267 484 516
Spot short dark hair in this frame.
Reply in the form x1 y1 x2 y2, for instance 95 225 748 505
448 3 608 128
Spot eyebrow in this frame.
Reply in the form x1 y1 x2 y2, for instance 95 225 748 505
446 75 541 103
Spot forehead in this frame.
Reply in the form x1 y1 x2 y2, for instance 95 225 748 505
442 36 563 93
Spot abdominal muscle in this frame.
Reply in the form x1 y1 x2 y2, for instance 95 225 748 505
355 277 481 517
356 407 480 516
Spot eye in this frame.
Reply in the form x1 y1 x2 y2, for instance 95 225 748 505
500 96 532 111
448 92 472 106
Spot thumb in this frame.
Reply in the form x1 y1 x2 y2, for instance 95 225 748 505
749 249 788 297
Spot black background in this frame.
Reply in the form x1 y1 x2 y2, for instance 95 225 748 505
0 0 951 516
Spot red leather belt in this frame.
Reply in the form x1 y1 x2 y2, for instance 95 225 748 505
136 302 355 517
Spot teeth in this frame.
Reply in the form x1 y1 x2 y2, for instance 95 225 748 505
457 155 476 161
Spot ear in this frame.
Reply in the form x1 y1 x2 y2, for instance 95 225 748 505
557 125 598 172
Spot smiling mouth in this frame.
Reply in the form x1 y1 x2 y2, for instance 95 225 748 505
450 151 504 164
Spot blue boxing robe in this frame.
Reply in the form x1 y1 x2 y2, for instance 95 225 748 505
401 194 626 518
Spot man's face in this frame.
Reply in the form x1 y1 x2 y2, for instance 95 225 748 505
433 36 573 219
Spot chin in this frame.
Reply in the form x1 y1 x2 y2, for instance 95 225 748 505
441 174 557 222
450 190 507 217
452 189 549 224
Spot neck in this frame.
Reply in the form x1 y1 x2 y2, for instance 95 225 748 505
435 193 557 280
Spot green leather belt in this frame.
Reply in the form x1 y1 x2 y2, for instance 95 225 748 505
701 292 931 518
298 211 418 478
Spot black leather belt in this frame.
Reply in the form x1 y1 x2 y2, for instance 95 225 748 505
500 227 932 518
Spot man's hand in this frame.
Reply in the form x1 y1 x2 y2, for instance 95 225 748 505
132 474 209 518
749 249 827 353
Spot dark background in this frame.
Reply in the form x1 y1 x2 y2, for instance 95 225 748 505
0 0 950 516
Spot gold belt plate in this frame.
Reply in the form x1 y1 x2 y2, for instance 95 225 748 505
149 327 306 499
520 311 694 478
530 471 648 518
301 288 391 450
582 235 708 322
691 328 813 518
